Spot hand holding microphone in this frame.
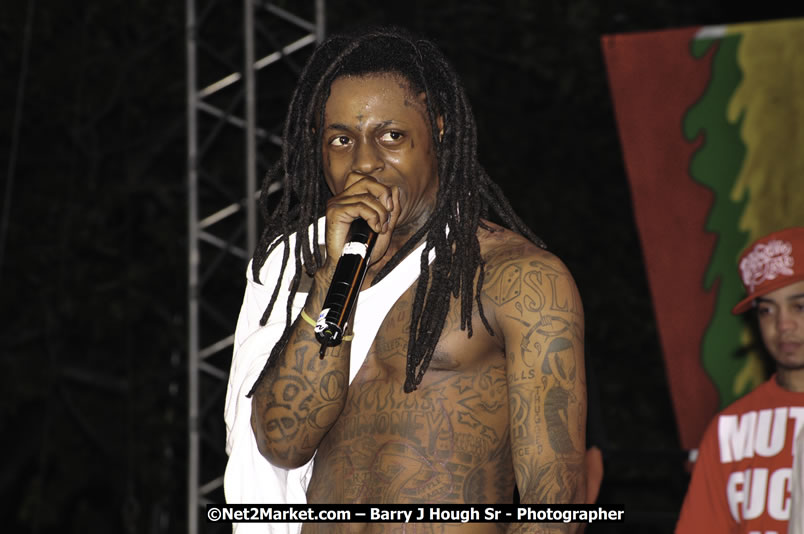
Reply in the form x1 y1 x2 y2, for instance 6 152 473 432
314 218 377 352
314 178 399 356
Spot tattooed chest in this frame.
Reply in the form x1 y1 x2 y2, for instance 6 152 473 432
308 370 513 504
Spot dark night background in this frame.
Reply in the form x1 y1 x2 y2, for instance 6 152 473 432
2 1 803 533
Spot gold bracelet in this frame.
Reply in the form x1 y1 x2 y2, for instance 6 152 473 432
299 309 353 341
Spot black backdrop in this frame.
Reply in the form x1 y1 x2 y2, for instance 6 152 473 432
2 1 802 533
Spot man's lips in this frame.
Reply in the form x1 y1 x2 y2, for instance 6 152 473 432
778 340 803 353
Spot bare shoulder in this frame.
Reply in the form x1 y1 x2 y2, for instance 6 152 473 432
477 221 583 340
477 220 572 278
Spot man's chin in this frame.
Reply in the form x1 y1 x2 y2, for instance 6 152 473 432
774 357 804 373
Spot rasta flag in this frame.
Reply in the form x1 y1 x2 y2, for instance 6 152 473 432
602 18 804 452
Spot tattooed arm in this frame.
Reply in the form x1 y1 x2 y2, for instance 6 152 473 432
249 263 354 469
489 243 586 533
250 175 400 469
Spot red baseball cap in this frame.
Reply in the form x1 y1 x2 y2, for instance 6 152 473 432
732 227 804 314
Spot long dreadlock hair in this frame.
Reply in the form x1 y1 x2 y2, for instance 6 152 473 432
247 26 544 394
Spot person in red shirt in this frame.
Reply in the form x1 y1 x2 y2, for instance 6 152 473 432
676 227 804 534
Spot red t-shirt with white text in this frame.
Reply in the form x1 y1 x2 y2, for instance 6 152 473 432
676 377 804 534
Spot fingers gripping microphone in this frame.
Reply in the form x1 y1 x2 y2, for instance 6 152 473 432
315 218 377 355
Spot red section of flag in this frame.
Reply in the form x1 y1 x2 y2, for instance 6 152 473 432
602 27 719 451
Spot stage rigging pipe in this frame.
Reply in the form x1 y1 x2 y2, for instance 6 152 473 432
185 0 200 532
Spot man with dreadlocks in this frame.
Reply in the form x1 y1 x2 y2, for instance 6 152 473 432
224 26 586 533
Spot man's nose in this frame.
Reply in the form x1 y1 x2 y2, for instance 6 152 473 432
352 140 383 175
777 309 796 332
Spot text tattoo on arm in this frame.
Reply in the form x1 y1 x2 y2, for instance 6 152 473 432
485 252 585 529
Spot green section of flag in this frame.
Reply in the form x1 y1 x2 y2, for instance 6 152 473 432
683 34 752 409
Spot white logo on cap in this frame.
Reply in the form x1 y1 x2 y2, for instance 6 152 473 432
739 239 795 292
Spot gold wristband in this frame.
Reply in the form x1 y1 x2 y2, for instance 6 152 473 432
299 309 353 341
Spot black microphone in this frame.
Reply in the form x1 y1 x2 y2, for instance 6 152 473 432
314 218 378 355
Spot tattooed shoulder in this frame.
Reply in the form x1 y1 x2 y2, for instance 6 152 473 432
478 229 583 341
480 230 571 293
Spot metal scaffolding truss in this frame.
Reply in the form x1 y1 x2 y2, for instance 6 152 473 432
185 1 325 532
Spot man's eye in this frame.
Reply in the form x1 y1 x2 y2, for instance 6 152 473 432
380 131 403 142
330 136 351 146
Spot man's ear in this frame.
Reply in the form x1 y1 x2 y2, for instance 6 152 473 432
417 91 445 141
